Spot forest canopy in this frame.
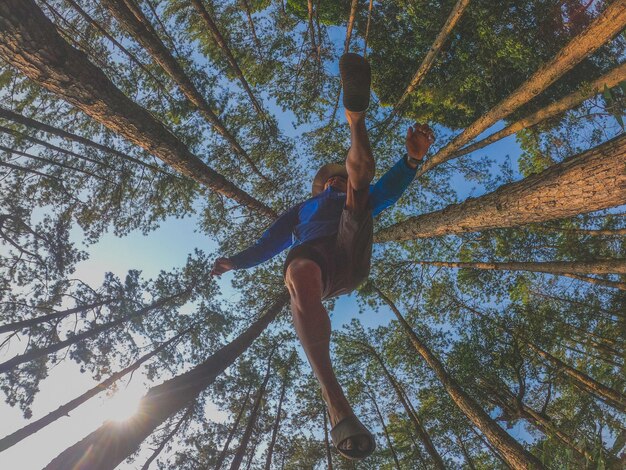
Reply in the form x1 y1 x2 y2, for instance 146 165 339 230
0 0 624 469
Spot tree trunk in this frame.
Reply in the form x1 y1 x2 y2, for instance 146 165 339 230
213 384 253 470
0 106 175 176
527 342 626 413
375 133 626 242
360 344 445 469
264 369 288 470
0 0 275 218
0 298 114 334
140 404 194 470
419 0 626 174
367 389 401 470
374 287 543 470
454 433 477 470
229 350 274 470
100 0 267 181
0 325 191 452
451 62 626 160
240 0 263 56
189 0 264 118
344 0 358 54
42 294 287 470
413 259 626 290
322 405 333 470
0 289 190 374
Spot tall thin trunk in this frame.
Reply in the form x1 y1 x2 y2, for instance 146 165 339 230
100 0 268 181
366 389 401 470
306 0 318 63
374 287 543 470
140 404 194 470
0 106 174 176
414 259 626 275
42 294 288 470
357 342 445 469
0 0 275 218
213 384 253 470
0 298 114 334
322 405 333 470
451 62 626 159
375 133 626 242
0 289 190 374
264 370 288 470
62 0 174 100
454 433 477 470
0 325 192 452
420 0 626 174
240 0 263 56
189 0 265 118
413 259 626 290
344 0 358 54
527 342 626 413
229 350 274 470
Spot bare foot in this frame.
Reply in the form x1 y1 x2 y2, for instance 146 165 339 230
345 108 366 127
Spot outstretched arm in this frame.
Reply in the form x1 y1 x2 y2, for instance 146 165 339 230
211 204 300 276
370 123 434 216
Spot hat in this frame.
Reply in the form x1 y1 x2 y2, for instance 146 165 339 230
312 162 348 196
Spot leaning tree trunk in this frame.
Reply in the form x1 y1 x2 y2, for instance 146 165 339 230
140 404 194 470
0 289 190 374
360 344 445 470
264 367 288 470
0 325 192 452
189 0 264 117
450 62 626 159
414 259 626 291
374 287 543 470
366 389 402 470
100 0 266 181
42 294 288 470
0 298 115 334
0 106 173 176
0 0 275 218
376 133 626 242
213 384 253 470
419 0 626 174
229 349 274 470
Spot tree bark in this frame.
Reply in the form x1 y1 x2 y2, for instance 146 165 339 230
414 259 626 275
229 350 274 470
0 289 191 375
140 404 194 470
100 0 268 181
419 0 626 175
213 384 253 470
322 405 333 470
374 287 543 470
366 389 401 470
450 62 626 159
42 294 288 470
0 325 191 452
527 342 626 413
0 0 275 218
0 106 175 176
189 0 265 118
355 342 445 469
264 368 288 470
376 133 626 242
0 298 114 334
240 0 263 56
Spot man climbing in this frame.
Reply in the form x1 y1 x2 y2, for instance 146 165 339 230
211 53 434 460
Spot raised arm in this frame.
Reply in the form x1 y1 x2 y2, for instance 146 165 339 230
370 123 434 216
211 204 300 276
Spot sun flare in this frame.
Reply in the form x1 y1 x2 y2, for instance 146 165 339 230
102 388 144 422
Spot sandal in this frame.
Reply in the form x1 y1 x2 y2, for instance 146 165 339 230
339 53 371 113
330 413 376 460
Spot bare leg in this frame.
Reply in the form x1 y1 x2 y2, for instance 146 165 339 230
345 110 375 190
285 259 351 424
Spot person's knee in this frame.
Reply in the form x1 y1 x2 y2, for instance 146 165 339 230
285 258 323 310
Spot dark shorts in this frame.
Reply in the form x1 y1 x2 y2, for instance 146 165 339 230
283 207 373 300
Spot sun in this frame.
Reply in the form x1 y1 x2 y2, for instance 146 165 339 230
102 386 145 422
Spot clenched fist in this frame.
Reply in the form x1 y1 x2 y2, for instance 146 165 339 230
406 122 435 164
211 257 234 277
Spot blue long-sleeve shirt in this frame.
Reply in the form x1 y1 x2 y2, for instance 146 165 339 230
230 156 417 269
